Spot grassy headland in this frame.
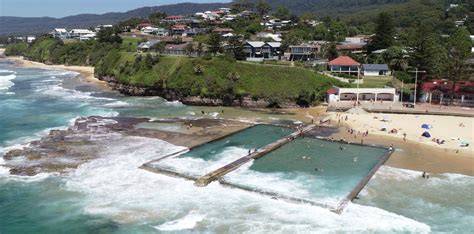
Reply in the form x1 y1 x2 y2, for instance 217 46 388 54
5 36 343 106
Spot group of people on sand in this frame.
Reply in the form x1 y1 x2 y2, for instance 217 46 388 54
432 138 446 145
335 113 349 125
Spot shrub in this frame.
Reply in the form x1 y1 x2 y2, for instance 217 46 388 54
394 71 413 83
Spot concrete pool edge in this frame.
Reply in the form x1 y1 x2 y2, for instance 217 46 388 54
139 124 393 214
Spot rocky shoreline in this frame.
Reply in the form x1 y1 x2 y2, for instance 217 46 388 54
99 76 299 108
2 116 251 176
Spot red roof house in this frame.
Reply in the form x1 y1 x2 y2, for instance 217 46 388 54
419 79 474 105
328 56 361 75
328 56 360 66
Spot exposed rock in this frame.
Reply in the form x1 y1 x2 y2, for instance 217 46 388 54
98 76 299 108
2 116 251 176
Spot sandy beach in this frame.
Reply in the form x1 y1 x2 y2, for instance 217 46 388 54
3 55 110 90
327 111 474 176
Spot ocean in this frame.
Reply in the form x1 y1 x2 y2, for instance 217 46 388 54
0 59 473 233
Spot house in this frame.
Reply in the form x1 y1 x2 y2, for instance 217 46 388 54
26 36 36 43
419 79 474 106
327 87 398 103
344 35 371 44
164 15 184 23
288 41 325 61
328 56 360 75
262 42 281 60
162 42 197 56
69 29 95 39
336 43 364 54
243 41 281 61
244 41 265 60
137 22 152 30
137 40 160 53
95 24 113 32
170 24 188 36
183 28 203 37
362 64 391 76
141 26 167 36
212 28 233 35
51 28 69 39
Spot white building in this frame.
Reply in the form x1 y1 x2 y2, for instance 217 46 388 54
51 28 69 39
94 24 113 32
26 36 36 43
327 87 399 103
70 29 95 39
362 64 391 76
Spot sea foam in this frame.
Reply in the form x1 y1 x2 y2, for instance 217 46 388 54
63 136 430 232
0 70 17 92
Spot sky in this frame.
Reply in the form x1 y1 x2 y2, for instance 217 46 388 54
0 0 231 18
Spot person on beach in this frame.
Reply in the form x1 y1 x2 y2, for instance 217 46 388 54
422 172 426 178
388 144 394 151
403 133 407 141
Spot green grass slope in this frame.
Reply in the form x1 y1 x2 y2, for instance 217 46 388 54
96 53 342 103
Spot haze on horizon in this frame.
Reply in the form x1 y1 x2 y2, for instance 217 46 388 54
0 0 231 18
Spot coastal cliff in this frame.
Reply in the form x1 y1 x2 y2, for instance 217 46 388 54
100 76 297 108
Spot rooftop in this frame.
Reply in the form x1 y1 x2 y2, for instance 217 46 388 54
328 56 360 66
362 64 389 70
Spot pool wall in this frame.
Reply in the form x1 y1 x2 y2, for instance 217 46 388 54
141 124 393 214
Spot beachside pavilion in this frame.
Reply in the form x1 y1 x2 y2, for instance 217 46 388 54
327 87 399 102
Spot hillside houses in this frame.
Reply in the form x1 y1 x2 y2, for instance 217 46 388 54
50 27 97 41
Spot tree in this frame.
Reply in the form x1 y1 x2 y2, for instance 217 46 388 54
368 12 396 53
444 27 472 105
184 42 195 57
273 6 290 20
408 26 447 77
149 11 167 25
207 33 222 55
256 0 271 18
196 42 204 57
226 36 246 60
382 46 408 71
322 43 338 60
96 27 122 44
151 41 166 53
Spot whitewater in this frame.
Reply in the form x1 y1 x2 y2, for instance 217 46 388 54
0 60 473 233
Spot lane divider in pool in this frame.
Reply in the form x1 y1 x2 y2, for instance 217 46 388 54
193 124 317 187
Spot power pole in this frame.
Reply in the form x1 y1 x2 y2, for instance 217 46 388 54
401 80 404 102
356 65 360 103
408 68 426 106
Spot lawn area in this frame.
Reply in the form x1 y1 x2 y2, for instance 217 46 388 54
120 37 143 52
359 76 392 88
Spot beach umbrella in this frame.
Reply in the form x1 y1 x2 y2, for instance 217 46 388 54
421 131 431 138
421 124 432 129
382 115 390 122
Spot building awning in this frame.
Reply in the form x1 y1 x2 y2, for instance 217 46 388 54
327 87 338 94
